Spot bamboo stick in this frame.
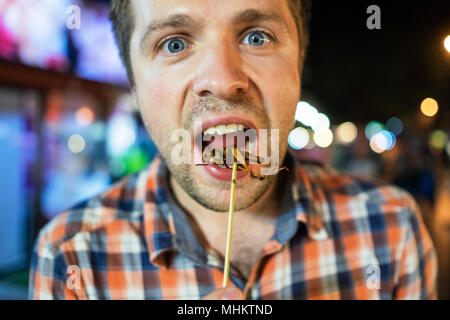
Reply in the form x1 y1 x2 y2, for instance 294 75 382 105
222 149 238 288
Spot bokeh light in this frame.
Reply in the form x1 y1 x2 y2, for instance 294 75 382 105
444 35 450 53
429 130 448 150
75 106 95 126
288 127 310 150
365 121 384 140
107 114 137 156
67 134 86 154
311 113 330 133
369 137 385 153
369 130 396 153
336 122 358 144
313 129 333 148
420 98 439 117
295 101 319 127
386 117 403 136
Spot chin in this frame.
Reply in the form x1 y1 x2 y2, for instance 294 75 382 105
191 177 274 213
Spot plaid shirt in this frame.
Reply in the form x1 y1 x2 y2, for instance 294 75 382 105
29 152 438 300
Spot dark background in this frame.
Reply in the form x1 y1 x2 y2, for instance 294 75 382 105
303 0 449 124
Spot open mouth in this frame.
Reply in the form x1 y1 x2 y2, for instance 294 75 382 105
195 122 258 168
192 118 288 181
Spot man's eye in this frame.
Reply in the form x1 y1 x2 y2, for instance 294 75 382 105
242 31 272 47
161 38 187 54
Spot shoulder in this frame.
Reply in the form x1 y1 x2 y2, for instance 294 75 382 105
296 159 419 228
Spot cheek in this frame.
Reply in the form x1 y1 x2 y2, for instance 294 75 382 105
134 60 191 136
250 55 300 128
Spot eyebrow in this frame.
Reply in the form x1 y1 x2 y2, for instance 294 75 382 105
232 8 287 29
139 14 203 50
139 9 287 50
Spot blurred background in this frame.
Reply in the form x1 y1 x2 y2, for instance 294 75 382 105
0 0 448 299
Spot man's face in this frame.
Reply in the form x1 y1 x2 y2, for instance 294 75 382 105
130 0 301 212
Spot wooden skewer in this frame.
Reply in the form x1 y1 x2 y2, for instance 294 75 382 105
222 148 238 288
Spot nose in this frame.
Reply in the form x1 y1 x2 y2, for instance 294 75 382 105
192 38 249 99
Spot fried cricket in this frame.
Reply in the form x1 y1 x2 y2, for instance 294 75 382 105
197 147 288 180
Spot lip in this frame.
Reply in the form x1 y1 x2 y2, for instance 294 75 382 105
203 164 249 181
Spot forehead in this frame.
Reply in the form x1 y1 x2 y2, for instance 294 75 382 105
130 0 295 30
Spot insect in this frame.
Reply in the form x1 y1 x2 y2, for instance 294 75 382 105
196 147 288 181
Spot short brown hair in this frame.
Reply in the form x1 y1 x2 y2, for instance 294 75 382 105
110 0 311 86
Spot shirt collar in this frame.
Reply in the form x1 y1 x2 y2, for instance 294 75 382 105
143 152 329 269
288 153 330 241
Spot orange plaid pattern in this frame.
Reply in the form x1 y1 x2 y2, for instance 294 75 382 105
29 153 438 299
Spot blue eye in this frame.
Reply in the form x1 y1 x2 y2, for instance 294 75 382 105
162 38 186 53
243 31 271 46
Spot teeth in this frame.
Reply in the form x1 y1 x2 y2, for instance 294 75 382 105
203 123 248 136
225 124 237 133
205 127 216 135
216 125 226 135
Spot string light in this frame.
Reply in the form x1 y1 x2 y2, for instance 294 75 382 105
386 117 403 136
429 130 448 150
420 98 439 117
295 101 319 127
369 130 396 153
444 35 450 54
336 122 358 144
75 107 95 126
68 134 86 153
311 113 330 133
365 121 384 140
288 127 310 150
313 129 333 148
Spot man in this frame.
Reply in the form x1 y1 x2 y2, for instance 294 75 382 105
29 0 437 300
